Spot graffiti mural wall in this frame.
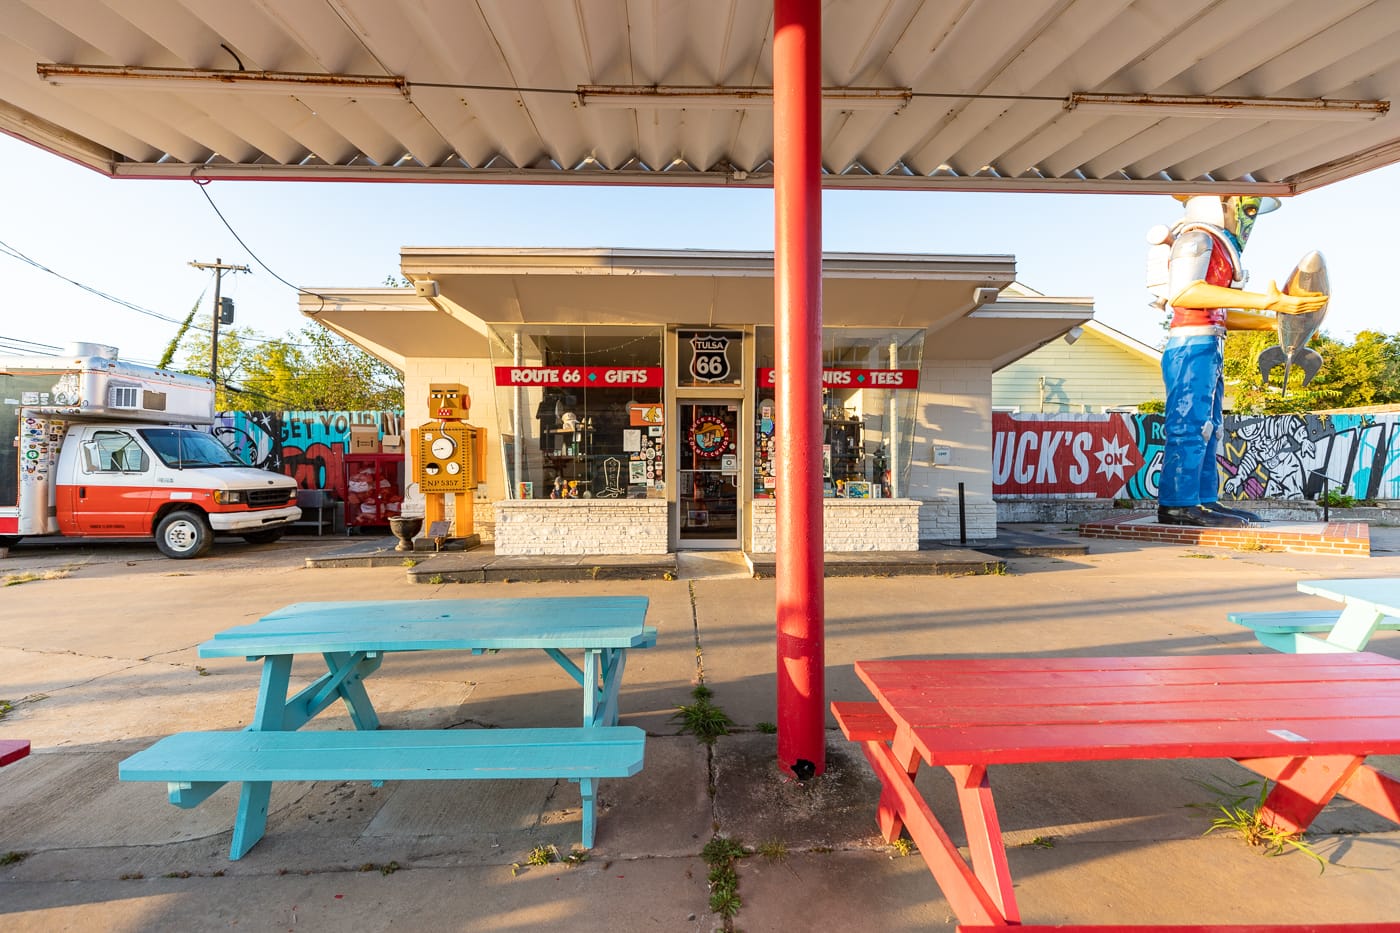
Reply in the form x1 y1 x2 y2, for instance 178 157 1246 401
993 411 1400 501
213 410 404 502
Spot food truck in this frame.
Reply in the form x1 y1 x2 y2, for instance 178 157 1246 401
1 343 299 558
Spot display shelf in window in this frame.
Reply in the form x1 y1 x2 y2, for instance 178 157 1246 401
542 425 593 498
824 416 865 488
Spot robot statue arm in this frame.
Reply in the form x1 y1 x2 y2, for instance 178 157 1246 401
1167 228 1327 326
1171 280 1330 319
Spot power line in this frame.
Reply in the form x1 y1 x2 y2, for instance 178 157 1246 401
0 334 63 354
191 181 427 312
0 236 312 350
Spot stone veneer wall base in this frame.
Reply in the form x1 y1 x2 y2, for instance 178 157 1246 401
493 499 669 555
749 498 920 552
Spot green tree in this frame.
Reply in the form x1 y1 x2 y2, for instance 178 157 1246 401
179 318 403 411
1223 329 1400 414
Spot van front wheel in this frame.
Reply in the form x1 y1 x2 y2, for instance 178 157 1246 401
156 510 213 559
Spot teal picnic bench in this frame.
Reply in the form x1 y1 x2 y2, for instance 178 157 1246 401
119 596 656 858
119 726 645 850
1229 578 1400 653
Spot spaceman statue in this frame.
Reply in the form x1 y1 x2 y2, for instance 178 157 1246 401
1147 195 1328 528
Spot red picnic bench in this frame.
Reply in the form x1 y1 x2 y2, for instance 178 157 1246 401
957 918 1400 924
0 739 30 767
834 653 1400 930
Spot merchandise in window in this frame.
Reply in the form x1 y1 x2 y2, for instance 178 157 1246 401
489 325 665 499
753 326 923 498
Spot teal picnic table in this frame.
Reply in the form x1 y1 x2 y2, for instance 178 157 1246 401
1229 577 1400 653
120 596 656 857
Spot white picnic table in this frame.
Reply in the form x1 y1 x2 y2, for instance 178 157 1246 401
1230 578 1400 653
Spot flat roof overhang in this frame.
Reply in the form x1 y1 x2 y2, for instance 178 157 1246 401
3 2 1396 196
302 249 1090 367
398 247 1018 329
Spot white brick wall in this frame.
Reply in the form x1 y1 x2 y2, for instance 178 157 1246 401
917 498 998 542
908 362 997 539
749 499 920 552
494 499 669 555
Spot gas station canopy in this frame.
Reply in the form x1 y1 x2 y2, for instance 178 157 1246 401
2 0 1395 194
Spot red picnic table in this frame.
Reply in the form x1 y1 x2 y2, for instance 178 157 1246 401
833 653 1400 930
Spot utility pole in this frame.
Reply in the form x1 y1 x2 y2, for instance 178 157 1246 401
188 258 249 400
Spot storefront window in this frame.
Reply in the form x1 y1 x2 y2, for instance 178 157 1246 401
488 325 665 499
754 327 923 498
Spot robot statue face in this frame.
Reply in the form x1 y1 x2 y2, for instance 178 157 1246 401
1223 195 1280 248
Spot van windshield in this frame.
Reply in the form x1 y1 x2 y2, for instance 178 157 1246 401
138 428 243 469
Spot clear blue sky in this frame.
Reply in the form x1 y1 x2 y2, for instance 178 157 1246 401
1 129 1394 367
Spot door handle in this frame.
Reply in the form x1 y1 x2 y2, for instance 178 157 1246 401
79 487 87 498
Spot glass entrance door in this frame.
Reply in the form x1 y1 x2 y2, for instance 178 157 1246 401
677 401 740 547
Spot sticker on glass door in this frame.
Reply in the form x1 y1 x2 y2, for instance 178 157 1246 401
678 402 740 544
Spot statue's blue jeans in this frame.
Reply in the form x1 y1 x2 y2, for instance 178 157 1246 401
1159 334 1225 508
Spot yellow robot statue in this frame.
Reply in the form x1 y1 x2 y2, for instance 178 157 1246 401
409 383 485 541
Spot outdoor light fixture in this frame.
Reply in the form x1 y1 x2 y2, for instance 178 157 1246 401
36 64 409 98
578 84 912 111
1063 326 1084 346
1066 92 1389 121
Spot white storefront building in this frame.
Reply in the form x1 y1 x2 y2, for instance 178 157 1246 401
303 248 1090 556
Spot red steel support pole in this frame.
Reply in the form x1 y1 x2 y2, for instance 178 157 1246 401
773 0 825 779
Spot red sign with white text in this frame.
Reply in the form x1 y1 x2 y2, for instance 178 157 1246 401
992 413 1143 497
494 366 663 388
757 368 918 389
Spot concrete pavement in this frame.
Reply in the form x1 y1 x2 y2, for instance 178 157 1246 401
2 528 1400 931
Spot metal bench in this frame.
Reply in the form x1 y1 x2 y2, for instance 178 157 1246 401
119 726 646 856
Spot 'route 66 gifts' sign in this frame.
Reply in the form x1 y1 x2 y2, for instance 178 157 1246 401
678 330 742 386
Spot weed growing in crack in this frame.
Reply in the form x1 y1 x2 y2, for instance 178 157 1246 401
672 684 733 745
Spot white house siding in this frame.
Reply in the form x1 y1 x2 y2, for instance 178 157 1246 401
993 329 1162 413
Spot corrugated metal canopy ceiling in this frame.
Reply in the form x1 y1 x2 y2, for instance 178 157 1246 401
2 0 1397 194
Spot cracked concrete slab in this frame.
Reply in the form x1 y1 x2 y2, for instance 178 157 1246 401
5 532 1400 930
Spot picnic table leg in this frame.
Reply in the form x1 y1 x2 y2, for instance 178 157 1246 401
231 654 293 860
1238 754 1365 833
577 777 597 848
322 652 381 730
949 764 1019 923
877 729 922 842
1325 604 1386 652
857 735 1009 925
1336 765 1400 823
595 648 628 727
583 650 599 726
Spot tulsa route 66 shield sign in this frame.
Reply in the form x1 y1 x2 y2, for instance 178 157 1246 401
688 333 732 383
